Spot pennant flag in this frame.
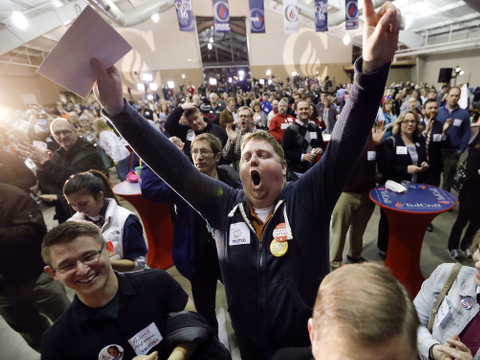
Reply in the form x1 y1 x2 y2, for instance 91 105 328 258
175 0 194 32
315 0 328 32
249 0 265 33
284 0 299 33
213 0 231 33
345 0 359 30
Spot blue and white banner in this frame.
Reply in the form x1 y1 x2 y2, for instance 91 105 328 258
283 0 299 33
314 0 328 32
174 0 194 32
345 0 359 30
249 0 265 33
212 0 231 33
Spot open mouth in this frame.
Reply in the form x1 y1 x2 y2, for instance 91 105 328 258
251 171 261 186
77 273 97 284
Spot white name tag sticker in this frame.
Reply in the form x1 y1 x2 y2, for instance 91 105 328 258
453 119 462 127
128 322 163 356
186 129 195 141
367 151 376 161
229 222 251 246
433 134 442 142
309 132 318 140
434 297 452 330
281 123 289 130
396 146 407 155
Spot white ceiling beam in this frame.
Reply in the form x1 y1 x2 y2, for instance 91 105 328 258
0 0 86 57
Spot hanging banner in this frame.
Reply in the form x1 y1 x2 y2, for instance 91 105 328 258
283 0 299 33
249 0 265 33
315 0 328 32
345 0 359 30
174 0 194 32
212 0 231 33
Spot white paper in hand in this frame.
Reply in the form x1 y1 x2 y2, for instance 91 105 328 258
36 6 132 98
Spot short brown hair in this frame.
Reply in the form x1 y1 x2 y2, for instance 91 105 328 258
183 107 200 118
191 133 222 154
241 131 285 162
392 110 423 136
312 263 418 349
237 106 253 118
42 221 104 266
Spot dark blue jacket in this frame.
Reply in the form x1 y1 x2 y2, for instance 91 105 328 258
107 58 390 360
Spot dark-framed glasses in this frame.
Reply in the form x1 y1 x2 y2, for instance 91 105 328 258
51 243 105 274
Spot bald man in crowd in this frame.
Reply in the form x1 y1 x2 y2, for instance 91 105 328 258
307 263 419 360
17 118 105 223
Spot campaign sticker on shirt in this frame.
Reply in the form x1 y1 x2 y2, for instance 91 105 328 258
128 322 163 356
396 146 407 155
309 132 318 140
367 151 376 161
281 123 289 130
98 344 124 360
453 119 462 127
229 222 251 246
186 129 196 141
435 297 452 330
433 134 442 142
273 223 288 242
460 299 473 310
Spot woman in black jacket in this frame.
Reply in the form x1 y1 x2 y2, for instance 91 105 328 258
377 110 431 259
447 143 480 260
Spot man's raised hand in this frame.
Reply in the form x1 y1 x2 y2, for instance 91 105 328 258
90 58 124 116
362 0 403 74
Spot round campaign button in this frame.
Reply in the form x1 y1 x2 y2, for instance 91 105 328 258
273 223 288 242
460 299 473 310
98 344 124 360
270 239 288 257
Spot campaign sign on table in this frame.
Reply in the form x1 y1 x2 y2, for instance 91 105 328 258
370 184 457 213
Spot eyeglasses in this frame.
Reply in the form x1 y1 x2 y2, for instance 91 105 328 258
191 149 213 157
238 114 251 119
51 243 105 274
402 120 417 125
53 130 73 137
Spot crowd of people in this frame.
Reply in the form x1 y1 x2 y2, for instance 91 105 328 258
1 1 480 359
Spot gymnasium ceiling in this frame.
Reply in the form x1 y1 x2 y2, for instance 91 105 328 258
0 0 479 67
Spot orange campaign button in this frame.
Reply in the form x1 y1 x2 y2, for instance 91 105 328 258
272 223 288 242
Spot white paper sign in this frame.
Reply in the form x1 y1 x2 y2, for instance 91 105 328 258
434 297 451 330
453 119 463 127
37 6 132 98
128 323 162 356
229 222 251 246
367 151 376 161
396 146 407 155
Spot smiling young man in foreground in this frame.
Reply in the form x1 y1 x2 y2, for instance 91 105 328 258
90 1 403 358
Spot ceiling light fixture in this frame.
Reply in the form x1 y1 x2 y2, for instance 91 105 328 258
151 13 160 23
12 11 28 31
343 34 351 46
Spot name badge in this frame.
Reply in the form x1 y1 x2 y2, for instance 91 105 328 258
229 222 251 246
367 151 376 161
186 129 195 141
453 119 462 127
433 134 442 142
281 123 289 130
128 323 162 356
434 297 452 330
309 132 318 140
396 146 407 155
